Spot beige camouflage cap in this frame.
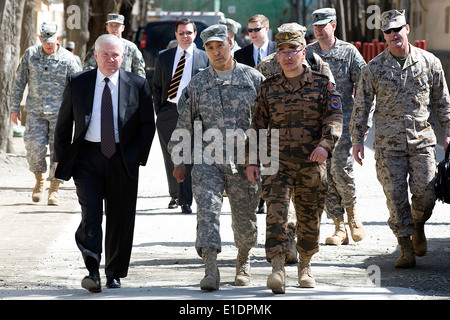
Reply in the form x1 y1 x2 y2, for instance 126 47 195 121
381 10 406 32
310 8 337 25
218 18 239 35
200 24 228 45
106 13 125 24
277 22 307 36
40 22 58 43
275 28 306 49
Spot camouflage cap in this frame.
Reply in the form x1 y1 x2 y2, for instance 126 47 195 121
218 18 240 35
275 30 306 49
200 24 228 46
381 10 407 32
106 13 125 24
277 22 307 36
40 22 58 43
310 8 337 25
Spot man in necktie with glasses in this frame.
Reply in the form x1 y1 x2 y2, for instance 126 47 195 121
246 26 343 293
351 9 450 269
153 19 209 214
234 14 277 68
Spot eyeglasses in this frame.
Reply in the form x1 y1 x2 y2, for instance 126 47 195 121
177 31 193 36
278 50 302 57
248 27 265 33
384 25 406 34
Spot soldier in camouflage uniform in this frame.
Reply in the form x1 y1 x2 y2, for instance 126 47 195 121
309 8 367 245
10 22 81 206
246 28 342 293
256 23 335 265
168 24 265 291
83 14 145 78
351 10 450 268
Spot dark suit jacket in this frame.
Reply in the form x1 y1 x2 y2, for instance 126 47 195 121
234 41 277 67
54 68 156 181
152 47 209 114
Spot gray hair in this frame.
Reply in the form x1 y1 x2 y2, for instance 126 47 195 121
94 34 123 52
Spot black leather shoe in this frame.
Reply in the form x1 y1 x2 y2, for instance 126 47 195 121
81 274 101 293
181 204 192 214
168 198 178 209
106 277 121 289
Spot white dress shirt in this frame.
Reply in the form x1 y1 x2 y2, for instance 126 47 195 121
253 40 270 65
168 44 194 104
85 69 120 143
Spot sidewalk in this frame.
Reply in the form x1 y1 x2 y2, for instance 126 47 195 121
0 131 449 301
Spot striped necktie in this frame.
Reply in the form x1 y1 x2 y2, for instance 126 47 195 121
257 47 262 65
101 78 116 158
168 51 186 100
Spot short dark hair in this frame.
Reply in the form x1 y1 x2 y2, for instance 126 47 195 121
175 18 197 33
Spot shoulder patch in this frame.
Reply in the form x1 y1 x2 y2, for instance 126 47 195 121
330 96 341 110
328 81 336 90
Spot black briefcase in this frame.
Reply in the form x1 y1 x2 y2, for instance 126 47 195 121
435 148 450 204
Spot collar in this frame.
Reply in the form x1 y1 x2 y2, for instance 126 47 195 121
255 40 269 52
177 44 194 57
96 68 119 86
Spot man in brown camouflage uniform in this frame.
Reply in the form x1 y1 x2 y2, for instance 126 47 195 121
351 10 450 268
247 28 342 293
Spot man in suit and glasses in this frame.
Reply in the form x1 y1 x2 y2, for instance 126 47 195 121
153 19 209 213
54 34 155 292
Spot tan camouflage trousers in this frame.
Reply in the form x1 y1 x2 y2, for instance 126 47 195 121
192 163 259 257
375 147 436 238
261 160 327 261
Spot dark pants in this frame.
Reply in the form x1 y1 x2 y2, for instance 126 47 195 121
156 103 192 205
73 142 138 278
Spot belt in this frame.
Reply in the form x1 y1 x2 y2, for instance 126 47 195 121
84 140 120 147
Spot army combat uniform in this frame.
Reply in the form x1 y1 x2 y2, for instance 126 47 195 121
169 62 265 257
351 44 450 239
83 38 145 78
11 44 81 181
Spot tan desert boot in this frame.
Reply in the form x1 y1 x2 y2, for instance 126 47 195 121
412 220 427 256
325 215 349 245
298 255 315 288
32 173 45 202
346 205 365 242
267 253 285 294
200 249 220 291
235 249 251 286
47 180 60 206
395 237 416 268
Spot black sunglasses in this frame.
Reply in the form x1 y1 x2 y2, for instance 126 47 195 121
248 27 264 33
384 25 406 34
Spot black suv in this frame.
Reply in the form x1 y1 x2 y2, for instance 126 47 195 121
141 20 209 87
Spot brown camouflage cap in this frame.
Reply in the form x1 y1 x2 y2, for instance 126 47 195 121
275 29 306 48
381 10 406 32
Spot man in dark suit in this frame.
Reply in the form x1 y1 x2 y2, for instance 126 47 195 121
234 14 277 67
54 34 155 292
153 19 209 213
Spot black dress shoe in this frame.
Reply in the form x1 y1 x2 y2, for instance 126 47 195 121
181 204 192 214
106 277 121 289
81 274 101 293
168 198 178 209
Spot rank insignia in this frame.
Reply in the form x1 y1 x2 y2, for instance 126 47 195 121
330 96 341 110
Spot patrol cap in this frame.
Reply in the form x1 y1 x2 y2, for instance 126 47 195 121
275 29 306 49
310 8 337 25
200 24 228 46
40 22 58 43
106 13 125 24
277 22 307 36
66 41 75 50
380 10 407 32
218 18 239 35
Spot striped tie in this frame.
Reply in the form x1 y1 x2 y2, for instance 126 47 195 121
101 78 116 158
168 51 186 100
257 47 262 65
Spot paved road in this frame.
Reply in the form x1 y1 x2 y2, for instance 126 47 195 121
0 130 449 303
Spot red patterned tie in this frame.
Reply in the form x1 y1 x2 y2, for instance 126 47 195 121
168 51 186 100
101 78 116 158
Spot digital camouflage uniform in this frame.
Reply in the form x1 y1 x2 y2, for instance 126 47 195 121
351 44 450 237
169 62 265 256
308 38 366 218
251 65 343 260
11 44 81 180
83 38 146 78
